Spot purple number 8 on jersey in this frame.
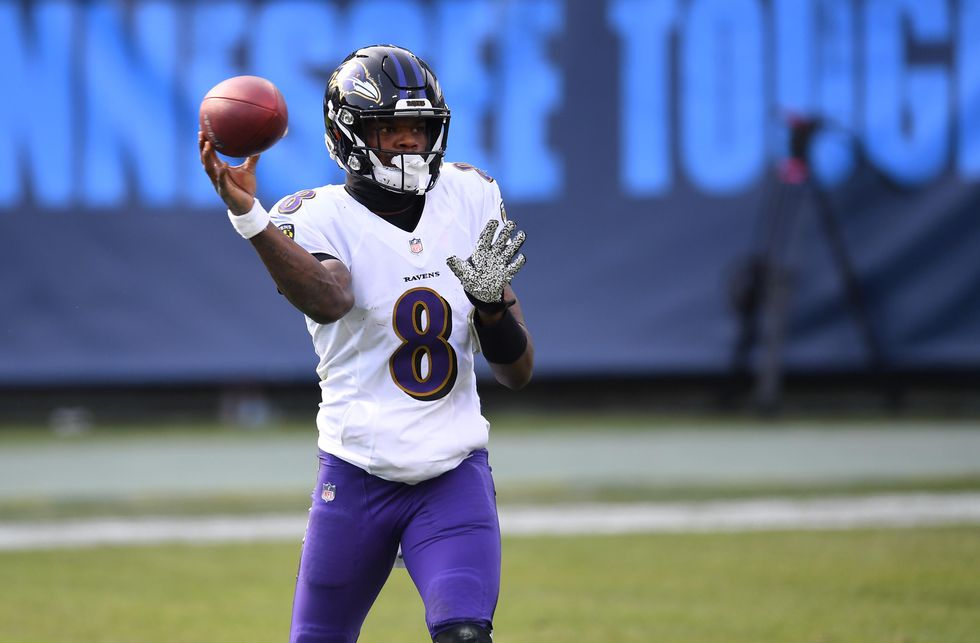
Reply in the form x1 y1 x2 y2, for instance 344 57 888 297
278 189 317 214
389 288 458 401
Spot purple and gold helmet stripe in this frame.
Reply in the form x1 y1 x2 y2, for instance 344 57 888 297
404 52 425 87
387 48 410 98
387 47 426 96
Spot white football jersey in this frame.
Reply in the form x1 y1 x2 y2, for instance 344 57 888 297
269 163 506 484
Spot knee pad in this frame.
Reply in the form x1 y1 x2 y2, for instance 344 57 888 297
432 622 492 643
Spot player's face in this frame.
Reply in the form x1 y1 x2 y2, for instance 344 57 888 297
362 117 428 166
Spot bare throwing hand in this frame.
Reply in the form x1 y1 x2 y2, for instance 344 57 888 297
199 130 260 215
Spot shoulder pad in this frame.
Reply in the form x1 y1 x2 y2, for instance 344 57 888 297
449 162 495 184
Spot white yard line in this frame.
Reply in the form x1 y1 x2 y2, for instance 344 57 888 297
2 493 979 551
499 493 980 535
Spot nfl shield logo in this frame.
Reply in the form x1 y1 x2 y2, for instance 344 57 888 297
321 483 336 503
409 237 423 254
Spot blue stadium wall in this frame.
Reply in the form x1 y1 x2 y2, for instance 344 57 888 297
1 0 979 385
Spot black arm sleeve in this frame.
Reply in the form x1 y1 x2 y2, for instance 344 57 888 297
475 308 528 364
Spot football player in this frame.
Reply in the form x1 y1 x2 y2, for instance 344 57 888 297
199 44 533 643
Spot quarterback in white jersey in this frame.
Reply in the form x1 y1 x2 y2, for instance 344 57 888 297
199 44 532 643
270 163 510 484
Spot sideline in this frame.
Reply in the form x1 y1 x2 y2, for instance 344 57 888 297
2 493 979 551
5 425 980 499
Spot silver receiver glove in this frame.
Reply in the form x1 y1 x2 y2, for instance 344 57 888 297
447 219 526 305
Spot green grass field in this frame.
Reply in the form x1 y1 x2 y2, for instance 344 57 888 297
2 415 979 641
1 527 978 642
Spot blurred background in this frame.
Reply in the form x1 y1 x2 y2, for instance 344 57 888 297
1 2 979 641
2 0 979 424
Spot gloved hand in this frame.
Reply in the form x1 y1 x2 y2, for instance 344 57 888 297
447 219 526 312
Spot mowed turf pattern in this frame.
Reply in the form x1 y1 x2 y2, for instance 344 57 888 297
1 527 977 643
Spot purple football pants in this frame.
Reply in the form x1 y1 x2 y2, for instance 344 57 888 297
289 449 501 642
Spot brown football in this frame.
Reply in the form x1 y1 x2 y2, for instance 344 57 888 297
199 76 288 158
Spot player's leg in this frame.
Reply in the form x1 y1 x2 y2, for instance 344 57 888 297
400 449 501 641
289 452 401 643
431 622 493 642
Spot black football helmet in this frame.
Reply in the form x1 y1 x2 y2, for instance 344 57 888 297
324 45 450 195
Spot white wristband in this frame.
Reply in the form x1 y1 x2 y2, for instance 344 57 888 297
227 199 270 239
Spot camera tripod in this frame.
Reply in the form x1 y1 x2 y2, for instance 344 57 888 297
728 118 889 414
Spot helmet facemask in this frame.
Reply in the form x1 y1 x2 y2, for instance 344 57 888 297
357 109 449 195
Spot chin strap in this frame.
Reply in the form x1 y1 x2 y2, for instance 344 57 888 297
370 153 432 195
